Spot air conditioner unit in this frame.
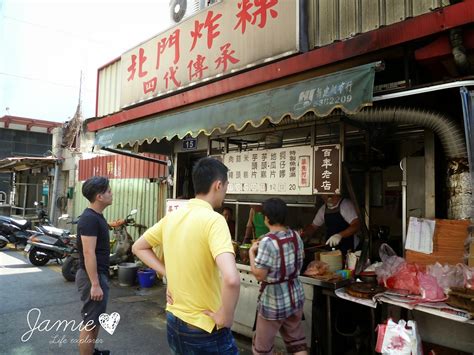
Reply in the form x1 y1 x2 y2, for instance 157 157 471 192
169 0 201 24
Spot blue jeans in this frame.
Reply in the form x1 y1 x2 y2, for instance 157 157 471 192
166 312 238 355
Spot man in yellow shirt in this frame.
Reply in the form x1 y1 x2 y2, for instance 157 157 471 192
132 157 240 354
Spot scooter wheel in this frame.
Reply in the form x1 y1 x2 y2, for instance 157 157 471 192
62 256 79 282
28 249 49 266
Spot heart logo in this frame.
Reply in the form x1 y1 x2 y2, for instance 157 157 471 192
98 312 120 335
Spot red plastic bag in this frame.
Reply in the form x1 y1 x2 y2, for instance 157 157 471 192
376 244 406 285
386 263 422 295
417 272 445 301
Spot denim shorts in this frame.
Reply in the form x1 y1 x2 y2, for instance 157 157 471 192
166 312 238 355
76 268 109 327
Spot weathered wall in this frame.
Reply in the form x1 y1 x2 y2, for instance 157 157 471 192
447 158 472 220
72 178 167 240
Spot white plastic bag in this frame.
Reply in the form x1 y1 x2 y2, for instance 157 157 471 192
381 319 422 355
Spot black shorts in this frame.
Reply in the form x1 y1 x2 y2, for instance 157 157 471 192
76 268 109 326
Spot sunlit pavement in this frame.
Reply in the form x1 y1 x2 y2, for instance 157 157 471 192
0 246 252 355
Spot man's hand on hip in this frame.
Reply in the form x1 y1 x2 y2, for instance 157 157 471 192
203 308 233 328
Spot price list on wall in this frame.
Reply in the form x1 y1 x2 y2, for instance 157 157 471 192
222 146 313 195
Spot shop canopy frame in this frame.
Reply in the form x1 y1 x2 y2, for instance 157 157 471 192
95 63 378 149
0 156 57 173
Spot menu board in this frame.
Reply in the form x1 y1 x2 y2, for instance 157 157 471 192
313 144 341 194
223 146 313 195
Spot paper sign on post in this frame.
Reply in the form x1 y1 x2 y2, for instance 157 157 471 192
405 217 436 254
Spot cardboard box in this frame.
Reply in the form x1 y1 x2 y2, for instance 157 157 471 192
405 219 470 266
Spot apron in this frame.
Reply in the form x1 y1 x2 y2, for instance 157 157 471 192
324 198 355 255
253 230 300 329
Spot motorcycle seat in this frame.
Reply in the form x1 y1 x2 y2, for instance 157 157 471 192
0 216 29 227
41 225 67 237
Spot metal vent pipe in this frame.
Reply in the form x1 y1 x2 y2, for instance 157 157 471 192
352 107 467 159
351 107 470 219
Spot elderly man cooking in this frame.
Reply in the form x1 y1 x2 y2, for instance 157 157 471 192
302 194 361 256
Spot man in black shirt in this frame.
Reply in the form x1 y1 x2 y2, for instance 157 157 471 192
76 176 112 355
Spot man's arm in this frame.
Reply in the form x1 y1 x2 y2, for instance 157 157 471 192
326 218 361 246
243 208 255 242
82 236 102 301
132 236 166 276
340 218 361 238
203 252 240 328
340 200 361 238
302 205 325 243
301 223 319 244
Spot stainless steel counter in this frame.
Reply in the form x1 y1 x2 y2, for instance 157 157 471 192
237 263 350 289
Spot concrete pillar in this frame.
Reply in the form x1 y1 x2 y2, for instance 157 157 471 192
425 129 435 218
447 158 472 219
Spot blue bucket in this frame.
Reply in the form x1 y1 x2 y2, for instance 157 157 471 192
137 268 156 288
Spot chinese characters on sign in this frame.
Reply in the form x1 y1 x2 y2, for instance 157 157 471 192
165 199 189 215
293 81 353 113
223 146 313 195
313 144 341 194
121 0 298 108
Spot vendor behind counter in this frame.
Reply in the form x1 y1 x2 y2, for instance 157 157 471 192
302 194 361 256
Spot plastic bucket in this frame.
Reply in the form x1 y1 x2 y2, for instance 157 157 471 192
137 268 156 288
118 262 138 286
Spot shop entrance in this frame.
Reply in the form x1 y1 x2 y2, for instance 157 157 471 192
175 151 206 199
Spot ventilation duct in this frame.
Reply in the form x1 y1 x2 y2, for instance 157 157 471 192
351 107 470 219
352 107 467 159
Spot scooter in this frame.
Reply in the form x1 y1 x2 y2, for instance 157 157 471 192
35 215 73 240
0 201 61 249
25 216 78 266
0 216 36 249
61 209 145 282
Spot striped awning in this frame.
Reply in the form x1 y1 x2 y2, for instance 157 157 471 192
95 63 377 148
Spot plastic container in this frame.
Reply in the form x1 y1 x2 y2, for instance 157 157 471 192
137 268 156 288
118 262 138 286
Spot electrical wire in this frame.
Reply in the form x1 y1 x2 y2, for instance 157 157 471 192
0 72 94 91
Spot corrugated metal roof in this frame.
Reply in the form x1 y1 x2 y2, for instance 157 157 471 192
78 153 168 181
309 0 450 48
97 60 121 117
